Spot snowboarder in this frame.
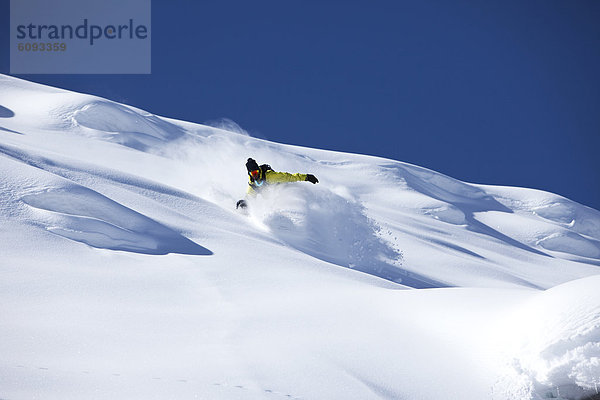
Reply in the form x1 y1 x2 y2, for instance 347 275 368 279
236 158 319 209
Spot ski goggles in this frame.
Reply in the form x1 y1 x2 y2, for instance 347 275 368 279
250 169 260 179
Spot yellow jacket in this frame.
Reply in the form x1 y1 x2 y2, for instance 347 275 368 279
247 170 307 195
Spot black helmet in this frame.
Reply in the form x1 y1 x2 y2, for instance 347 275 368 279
246 158 261 181
246 158 259 173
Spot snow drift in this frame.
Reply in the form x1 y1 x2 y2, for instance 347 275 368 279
1 74 599 399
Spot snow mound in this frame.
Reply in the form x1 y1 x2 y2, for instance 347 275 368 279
538 232 600 259
72 100 185 150
495 275 600 399
423 204 467 225
21 186 211 255
0 105 14 118
533 201 600 239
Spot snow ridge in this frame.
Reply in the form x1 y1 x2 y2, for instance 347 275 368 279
1 74 600 400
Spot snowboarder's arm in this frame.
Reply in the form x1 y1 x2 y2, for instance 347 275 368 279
265 171 307 183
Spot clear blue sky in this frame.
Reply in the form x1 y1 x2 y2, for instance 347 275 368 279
1 0 599 210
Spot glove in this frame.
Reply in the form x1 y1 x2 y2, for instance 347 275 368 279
236 199 247 209
305 174 319 184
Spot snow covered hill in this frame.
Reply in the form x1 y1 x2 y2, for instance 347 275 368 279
1 74 599 399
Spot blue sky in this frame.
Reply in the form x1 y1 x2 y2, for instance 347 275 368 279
1 0 599 210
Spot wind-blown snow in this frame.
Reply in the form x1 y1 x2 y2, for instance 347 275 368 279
1 74 599 399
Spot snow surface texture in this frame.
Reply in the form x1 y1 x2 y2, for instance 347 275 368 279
1 74 599 399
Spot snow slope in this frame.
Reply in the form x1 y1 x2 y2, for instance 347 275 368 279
1 74 599 399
